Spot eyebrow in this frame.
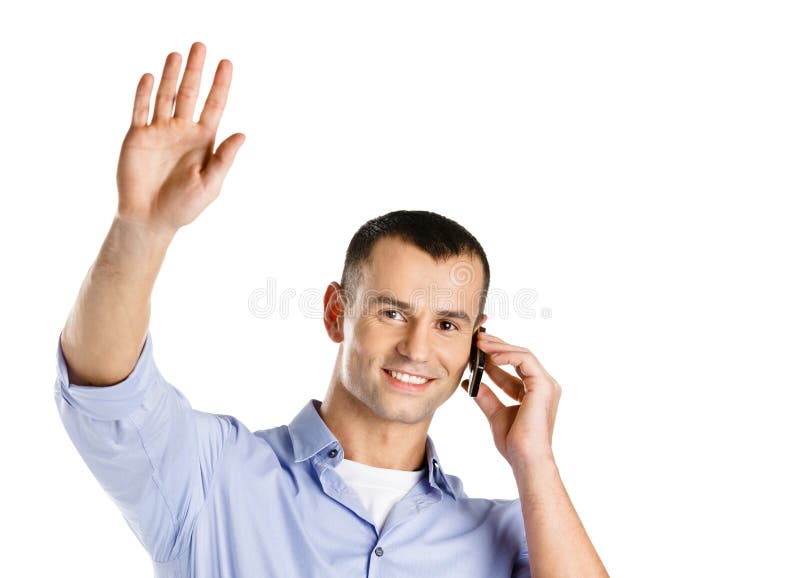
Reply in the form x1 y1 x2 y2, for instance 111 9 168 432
365 293 473 325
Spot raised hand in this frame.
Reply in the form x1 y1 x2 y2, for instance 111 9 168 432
115 42 245 233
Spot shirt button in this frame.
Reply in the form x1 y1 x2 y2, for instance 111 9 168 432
328 449 338 458
374 547 384 557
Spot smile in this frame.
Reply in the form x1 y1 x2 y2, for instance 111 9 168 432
382 368 433 390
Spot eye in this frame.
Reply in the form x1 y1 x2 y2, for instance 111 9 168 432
380 309 404 321
439 320 459 332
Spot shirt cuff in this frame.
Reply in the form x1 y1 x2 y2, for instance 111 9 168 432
54 330 160 421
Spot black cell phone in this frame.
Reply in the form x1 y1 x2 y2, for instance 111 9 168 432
467 326 486 397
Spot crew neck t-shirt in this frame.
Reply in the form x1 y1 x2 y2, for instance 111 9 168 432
334 458 427 534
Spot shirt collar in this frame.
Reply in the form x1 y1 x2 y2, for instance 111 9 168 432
287 399 457 498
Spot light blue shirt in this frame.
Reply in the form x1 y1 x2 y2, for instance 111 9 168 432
54 330 530 577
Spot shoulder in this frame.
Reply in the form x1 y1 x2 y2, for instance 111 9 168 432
448 489 527 559
209 415 294 470
445 473 524 524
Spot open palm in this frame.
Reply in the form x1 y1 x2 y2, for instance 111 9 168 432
116 42 245 232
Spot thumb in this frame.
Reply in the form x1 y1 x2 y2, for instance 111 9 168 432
204 132 246 190
462 379 503 418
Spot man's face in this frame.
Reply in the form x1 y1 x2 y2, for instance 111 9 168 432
332 236 487 425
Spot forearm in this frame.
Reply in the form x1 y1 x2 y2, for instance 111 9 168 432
60 213 176 386
513 457 609 578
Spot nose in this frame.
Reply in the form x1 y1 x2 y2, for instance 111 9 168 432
396 320 430 363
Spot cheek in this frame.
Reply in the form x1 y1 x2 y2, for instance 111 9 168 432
341 321 384 375
355 319 396 350
443 344 470 372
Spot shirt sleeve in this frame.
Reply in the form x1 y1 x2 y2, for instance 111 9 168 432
511 497 531 577
512 546 531 577
53 330 232 563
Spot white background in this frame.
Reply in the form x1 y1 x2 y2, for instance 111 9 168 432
2 1 798 576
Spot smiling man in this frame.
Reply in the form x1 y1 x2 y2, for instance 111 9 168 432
53 42 608 578
319 228 489 472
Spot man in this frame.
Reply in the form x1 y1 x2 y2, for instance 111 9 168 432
54 42 608 577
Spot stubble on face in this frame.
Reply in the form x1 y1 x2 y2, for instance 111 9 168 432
336 237 484 427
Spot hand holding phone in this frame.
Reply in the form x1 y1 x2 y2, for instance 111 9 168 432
466 327 486 397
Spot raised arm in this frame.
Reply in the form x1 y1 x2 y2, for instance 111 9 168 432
60 42 245 385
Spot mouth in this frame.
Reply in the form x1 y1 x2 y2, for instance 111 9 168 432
382 368 434 392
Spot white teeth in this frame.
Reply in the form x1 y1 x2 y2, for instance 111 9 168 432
389 370 430 385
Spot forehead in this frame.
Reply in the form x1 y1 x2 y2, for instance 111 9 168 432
355 236 484 314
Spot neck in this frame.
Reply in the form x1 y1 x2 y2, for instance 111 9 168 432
318 375 430 471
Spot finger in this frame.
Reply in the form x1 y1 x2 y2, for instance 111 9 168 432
477 332 528 352
479 336 558 386
478 334 552 379
477 339 536 364
202 132 246 190
199 59 233 132
153 52 182 121
174 42 206 122
131 73 153 127
481 346 547 385
483 358 525 402
461 379 504 419
478 332 525 348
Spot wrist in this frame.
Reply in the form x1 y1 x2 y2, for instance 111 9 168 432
95 213 176 279
511 451 558 477
112 212 178 247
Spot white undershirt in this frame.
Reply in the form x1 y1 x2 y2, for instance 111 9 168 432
334 457 426 533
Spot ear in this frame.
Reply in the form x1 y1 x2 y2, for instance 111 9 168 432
475 313 488 331
323 282 347 343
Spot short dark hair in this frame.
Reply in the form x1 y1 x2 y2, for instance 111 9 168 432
339 210 490 328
